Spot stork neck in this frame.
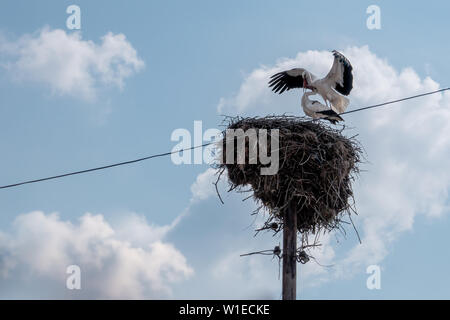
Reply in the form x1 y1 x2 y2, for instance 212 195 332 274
303 72 312 83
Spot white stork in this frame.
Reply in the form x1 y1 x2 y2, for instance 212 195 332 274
269 50 353 114
301 90 343 124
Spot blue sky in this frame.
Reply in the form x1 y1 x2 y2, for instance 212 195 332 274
1 0 450 299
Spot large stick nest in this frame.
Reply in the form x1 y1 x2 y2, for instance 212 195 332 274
216 115 363 235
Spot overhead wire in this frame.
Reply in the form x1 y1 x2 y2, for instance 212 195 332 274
1 88 448 190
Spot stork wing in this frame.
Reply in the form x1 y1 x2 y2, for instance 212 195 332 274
324 50 353 96
269 68 306 94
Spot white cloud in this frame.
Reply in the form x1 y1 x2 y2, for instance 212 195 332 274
0 211 193 299
190 168 218 202
0 165 221 299
210 249 280 299
214 46 450 285
0 27 144 100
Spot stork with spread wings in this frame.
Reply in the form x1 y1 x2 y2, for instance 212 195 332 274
269 50 353 123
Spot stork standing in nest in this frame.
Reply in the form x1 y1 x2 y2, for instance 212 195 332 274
301 90 343 124
269 50 354 122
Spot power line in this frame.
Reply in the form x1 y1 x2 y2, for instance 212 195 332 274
0 87 448 191
339 87 450 115
0 142 213 190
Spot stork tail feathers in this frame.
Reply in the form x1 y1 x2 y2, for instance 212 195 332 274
315 109 344 124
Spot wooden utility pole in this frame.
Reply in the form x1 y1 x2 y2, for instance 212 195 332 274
282 202 297 300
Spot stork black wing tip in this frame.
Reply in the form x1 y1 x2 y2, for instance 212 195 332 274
270 72 283 79
332 50 353 69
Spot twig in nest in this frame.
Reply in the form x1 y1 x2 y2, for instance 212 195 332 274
214 167 225 204
308 255 335 268
349 213 362 244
